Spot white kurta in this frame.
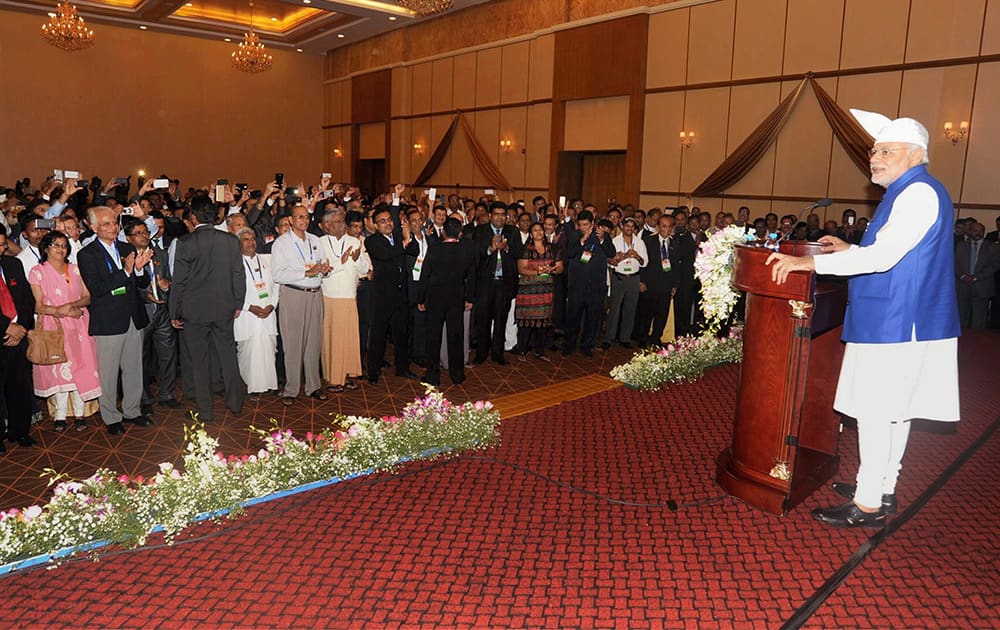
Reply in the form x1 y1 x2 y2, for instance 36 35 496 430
234 253 279 393
813 183 960 422
318 234 369 298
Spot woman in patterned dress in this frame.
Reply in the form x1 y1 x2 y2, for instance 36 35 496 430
515 222 564 361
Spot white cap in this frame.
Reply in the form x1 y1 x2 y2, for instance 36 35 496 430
850 108 929 150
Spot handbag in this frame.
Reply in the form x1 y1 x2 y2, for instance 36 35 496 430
27 314 67 365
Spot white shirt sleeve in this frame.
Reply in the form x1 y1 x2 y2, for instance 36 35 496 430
813 183 939 277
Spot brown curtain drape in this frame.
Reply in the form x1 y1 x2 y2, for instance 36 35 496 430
413 113 513 191
414 115 461 186
691 77 810 197
810 77 874 177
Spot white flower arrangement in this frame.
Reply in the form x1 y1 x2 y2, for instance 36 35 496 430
694 224 755 336
610 327 744 391
0 386 500 568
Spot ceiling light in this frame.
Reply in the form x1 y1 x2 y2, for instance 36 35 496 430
139 25 147 29
185 2 192 5
296 48 303 52
337 33 345 38
224 37 232 42
232 1 273 74
396 0 453 17
270 17 278 21
388 16 396 20
302 0 311 3
41 1 95 52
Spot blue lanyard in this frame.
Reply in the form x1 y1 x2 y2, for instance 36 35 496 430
293 237 314 264
102 242 121 271
244 257 262 282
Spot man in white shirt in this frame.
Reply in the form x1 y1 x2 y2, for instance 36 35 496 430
318 210 368 392
271 205 331 405
604 218 648 349
15 215 48 278
233 228 279 396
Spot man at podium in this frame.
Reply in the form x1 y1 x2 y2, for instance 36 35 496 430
766 110 961 529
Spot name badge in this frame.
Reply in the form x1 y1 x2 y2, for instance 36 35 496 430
580 250 592 264
621 261 635 274
661 258 672 272
412 256 424 281
111 286 126 296
255 281 269 299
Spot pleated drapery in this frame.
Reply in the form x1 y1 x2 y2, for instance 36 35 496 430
413 113 512 192
690 75 875 197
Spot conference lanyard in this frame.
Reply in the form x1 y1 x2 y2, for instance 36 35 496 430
293 237 314 264
244 257 263 282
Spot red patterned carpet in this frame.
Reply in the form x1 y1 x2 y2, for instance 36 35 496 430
2 331 997 628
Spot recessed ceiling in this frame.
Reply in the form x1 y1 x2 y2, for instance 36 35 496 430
1 0 491 53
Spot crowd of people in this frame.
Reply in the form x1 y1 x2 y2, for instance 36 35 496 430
0 172 997 451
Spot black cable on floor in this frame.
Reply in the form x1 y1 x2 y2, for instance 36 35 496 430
780 414 1000 630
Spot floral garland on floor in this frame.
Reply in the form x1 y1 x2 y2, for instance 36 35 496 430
0 387 500 566
610 328 744 390
611 224 753 390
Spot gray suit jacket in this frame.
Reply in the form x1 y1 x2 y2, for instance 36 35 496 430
169 223 246 323
955 238 1000 298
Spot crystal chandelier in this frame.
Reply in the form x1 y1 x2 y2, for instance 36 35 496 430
396 0 454 17
231 1 272 74
40 1 95 52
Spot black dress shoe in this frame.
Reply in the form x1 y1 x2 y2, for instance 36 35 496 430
472 356 488 366
562 347 574 356
831 482 898 514
811 501 886 529
0 440 6 454
491 356 508 366
619 341 633 349
396 370 421 380
421 376 440 387
141 403 154 415
13 436 36 447
451 375 466 385
106 422 126 435
581 347 593 357
366 376 379 385
601 341 611 350
158 399 181 409
123 415 152 427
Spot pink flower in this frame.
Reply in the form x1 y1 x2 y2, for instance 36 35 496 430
473 401 485 410
347 425 360 437
23 505 43 521
306 432 314 442
382 415 400 424
116 474 130 484
134 476 145 484
241 454 250 462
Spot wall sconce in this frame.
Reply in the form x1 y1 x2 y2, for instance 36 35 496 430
943 121 968 145
499 138 513 153
333 148 343 159
413 142 424 155
679 131 696 148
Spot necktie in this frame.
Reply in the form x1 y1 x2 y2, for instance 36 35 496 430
152 237 161 249
970 241 979 275
0 268 17 322
661 238 668 259
494 229 503 279
388 235 394 247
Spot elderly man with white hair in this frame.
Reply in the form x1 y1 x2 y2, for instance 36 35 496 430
767 110 960 529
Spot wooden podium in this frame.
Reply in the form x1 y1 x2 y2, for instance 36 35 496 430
716 241 848 515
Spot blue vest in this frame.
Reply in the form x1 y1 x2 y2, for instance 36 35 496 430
842 164 960 344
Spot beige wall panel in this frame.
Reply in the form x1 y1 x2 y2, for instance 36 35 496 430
473 109 501 187
528 34 555 101
639 194 682 211
501 41 530 105
338 128 353 184
772 78 835 199
432 58 455 114
525 103 552 189
410 117 432 182
390 119 411 185
359 123 386 160
0 10 322 187
983 0 1000 55
411 62 433 116
499 107 529 189
900 66 977 198
476 47 503 108
640 91 685 193
784 0 844 75
341 80 352 126
391 67 409 118
827 72 902 201
679 87 731 194
326 82 342 125
430 115 455 184
840 0 908 69
454 53 478 111
959 62 1000 204
686 0 735 85
646 8 690 89
564 96 630 151
732 0 786 80
725 82 782 197
450 116 475 190
906 0 986 63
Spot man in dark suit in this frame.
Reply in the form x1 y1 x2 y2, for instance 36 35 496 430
635 214 677 346
123 217 179 412
955 221 1000 329
365 204 418 384
473 202 521 365
169 195 246 421
404 207 430 368
670 213 700 337
418 218 476 386
0 229 36 451
78 206 153 435
563 209 616 357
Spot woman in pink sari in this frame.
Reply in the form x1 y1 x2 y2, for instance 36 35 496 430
28 230 101 432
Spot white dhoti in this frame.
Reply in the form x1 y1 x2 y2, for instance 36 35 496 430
237 332 278 394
